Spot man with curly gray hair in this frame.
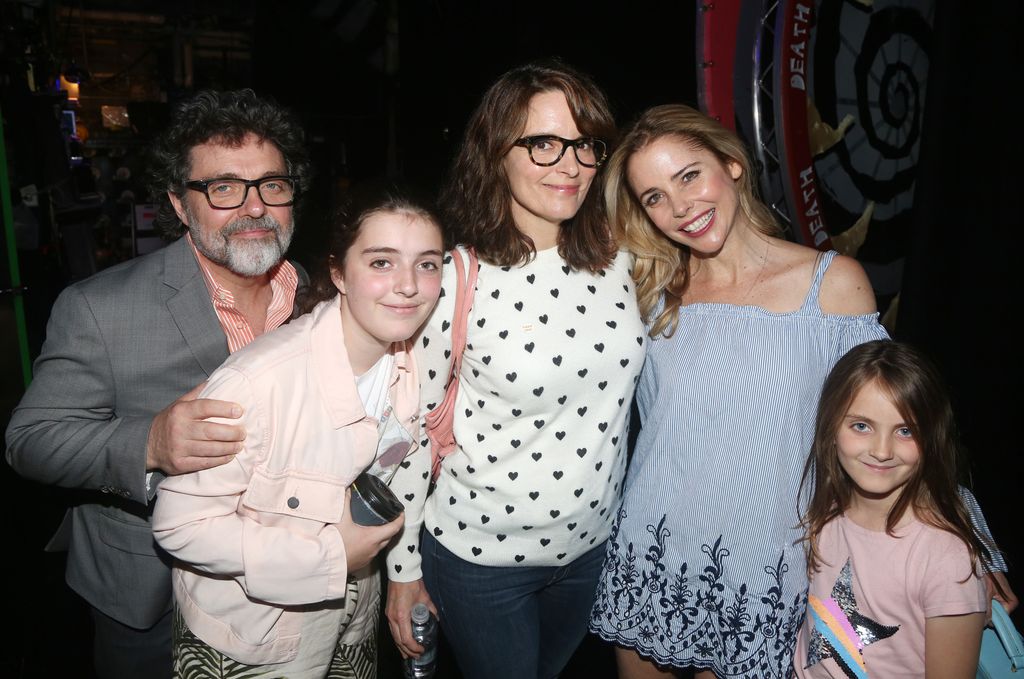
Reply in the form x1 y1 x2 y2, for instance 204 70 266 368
6 89 310 679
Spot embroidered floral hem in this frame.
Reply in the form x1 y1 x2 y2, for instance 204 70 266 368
591 509 806 678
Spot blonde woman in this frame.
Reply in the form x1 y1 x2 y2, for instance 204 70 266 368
589 105 887 678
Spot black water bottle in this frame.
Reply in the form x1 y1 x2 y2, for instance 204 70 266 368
403 603 438 678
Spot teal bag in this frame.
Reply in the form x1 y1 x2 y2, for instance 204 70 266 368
977 601 1024 678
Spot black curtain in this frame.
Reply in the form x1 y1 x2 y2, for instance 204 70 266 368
898 2 1023 615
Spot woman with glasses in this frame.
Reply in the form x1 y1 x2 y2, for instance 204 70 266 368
384 60 645 678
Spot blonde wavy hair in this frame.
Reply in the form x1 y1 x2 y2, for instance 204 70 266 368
606 104 780 337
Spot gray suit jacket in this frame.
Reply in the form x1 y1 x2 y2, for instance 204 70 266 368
6 237 304 629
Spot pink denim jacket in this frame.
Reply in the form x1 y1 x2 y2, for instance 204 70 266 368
152 296 420 664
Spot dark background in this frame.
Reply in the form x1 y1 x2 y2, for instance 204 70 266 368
1 1 1019 677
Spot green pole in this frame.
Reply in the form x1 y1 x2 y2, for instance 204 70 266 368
0 105 33 388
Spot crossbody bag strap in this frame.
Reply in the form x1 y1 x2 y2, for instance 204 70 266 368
445 247 478 390
425 247 478 480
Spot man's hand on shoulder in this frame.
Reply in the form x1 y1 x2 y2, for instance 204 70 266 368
146 382 245 475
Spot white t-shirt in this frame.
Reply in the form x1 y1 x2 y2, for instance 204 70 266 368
356 352 415 482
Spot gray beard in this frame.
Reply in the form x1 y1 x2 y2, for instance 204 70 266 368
188 214 293 277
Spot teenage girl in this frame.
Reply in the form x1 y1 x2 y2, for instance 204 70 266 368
795 340 996 678
153 184 444 679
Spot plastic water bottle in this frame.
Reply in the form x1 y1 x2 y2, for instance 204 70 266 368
403 603 438 678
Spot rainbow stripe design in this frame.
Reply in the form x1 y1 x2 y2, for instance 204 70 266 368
808 593 868 678
803 560 899 678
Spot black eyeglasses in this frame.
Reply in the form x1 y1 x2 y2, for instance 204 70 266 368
512 135 607 168
184 176 299 209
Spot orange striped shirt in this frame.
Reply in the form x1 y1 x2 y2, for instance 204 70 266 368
186 234 299 353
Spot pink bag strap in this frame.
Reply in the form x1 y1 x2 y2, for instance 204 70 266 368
425 247 478 480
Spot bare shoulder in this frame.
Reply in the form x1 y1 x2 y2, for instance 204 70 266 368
819 254 876 315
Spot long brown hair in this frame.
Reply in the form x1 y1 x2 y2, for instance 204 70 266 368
605 104 779 337
799 341 999 582
440 59 617 273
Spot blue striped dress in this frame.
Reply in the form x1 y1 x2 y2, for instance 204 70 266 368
590 252 888 678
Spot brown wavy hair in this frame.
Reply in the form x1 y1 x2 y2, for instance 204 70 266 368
440 59 617 273
605 104 780 337
799 341 1000 585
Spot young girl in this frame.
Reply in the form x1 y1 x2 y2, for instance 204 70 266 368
152 183 444 679
796 340 991 678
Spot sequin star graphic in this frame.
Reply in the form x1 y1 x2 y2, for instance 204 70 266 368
804 559 899 679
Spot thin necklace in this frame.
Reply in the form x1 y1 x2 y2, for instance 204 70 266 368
687 238 771 306
739 239 771 306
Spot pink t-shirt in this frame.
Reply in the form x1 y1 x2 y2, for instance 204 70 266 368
794 514 986 678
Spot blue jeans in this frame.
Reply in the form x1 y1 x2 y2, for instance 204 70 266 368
421 530 605 679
